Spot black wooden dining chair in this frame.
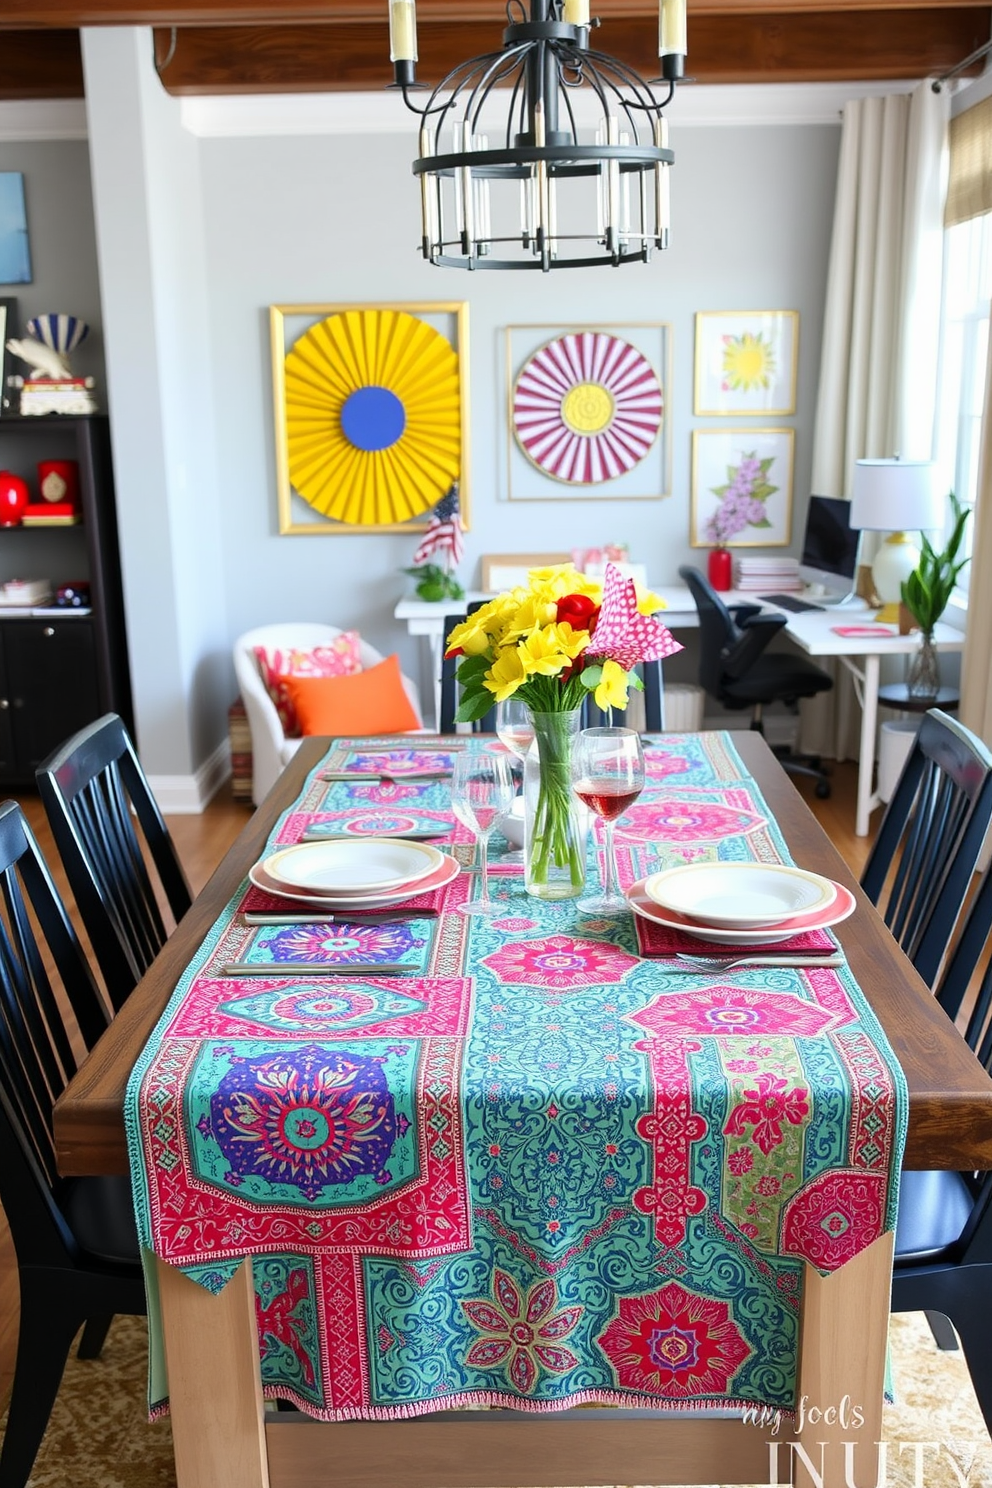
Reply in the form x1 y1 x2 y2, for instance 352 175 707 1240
891 855 992 1432
860 708 992 989
0 801 146 1488
36 713 192 1012
582 660 665 731
439 607 496 732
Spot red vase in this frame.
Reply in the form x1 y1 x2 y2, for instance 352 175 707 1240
708 546 732 591
0 472 29 528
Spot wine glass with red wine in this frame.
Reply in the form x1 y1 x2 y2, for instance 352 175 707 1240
573 726 645 914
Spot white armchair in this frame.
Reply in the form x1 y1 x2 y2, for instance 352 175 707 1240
233 623 423 805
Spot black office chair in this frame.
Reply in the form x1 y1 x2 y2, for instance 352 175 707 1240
439 606 496 732
0 801 146 1488
891 853 992 1432
678 566 834 797
36 713 193 1012
860 708 992 989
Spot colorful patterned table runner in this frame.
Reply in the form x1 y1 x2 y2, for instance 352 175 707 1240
127 731 906 1422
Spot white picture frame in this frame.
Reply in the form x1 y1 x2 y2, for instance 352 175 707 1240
694 310 798 417
505 322 671 501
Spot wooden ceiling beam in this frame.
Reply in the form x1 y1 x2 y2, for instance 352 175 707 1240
147 10 988 92
0 29 83 95
0 0 987 26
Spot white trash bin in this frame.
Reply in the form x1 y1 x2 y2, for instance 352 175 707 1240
878 718 920 804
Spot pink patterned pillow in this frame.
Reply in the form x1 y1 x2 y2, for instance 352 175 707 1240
254 634 363 737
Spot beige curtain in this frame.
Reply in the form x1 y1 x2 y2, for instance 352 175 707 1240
952 95 992 745
961 323 992 741
802 82 949 758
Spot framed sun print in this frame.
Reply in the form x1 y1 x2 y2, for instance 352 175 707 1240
694 310 798 416
505 322 671 501
270 302 470 535
690 428 795 547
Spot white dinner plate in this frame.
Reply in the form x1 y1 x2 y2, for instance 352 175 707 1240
248 851 460 910
627 877 855 944
644 862 836 929
264 838 443 895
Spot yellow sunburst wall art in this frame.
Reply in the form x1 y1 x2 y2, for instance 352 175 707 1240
271 303 470 534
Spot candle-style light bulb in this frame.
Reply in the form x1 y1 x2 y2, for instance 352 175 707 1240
658 0 686 79
564 0 590 25
389 0 418 61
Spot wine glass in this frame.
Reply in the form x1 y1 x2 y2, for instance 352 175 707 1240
450 751 515 916
495 697 535 861
573 727 645 914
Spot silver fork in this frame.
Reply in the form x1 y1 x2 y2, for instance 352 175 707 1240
672 952 845 972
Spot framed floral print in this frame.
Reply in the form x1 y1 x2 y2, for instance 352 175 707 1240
694 310 798 416
690 429 795 547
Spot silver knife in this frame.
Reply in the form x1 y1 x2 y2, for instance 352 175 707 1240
665 953 845 972
220 962 419 976
241 911 437 925
299 830 450 843
320 770 450 782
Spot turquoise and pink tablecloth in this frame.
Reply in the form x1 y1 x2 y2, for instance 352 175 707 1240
126 731 906 1422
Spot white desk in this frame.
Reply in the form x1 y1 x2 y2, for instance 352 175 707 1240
776 608 964 835
393 590 965 836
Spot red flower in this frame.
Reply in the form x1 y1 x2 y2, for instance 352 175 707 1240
598 1280 751 1400
724 1072 810 1156
556 593 600 632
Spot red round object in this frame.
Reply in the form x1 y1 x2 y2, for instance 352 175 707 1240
707 546 733 591
0 472 29 528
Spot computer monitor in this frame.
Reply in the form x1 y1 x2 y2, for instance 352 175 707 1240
798 495 861 601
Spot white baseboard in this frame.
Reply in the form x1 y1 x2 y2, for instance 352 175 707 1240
147 737 231 815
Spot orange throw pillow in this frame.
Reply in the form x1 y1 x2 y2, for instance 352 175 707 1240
281 654 420 736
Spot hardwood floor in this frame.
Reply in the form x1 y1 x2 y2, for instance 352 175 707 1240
0 762 874 1413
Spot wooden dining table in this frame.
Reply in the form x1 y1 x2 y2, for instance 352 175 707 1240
53 732 992 1488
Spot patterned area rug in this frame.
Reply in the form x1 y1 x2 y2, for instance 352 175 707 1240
4 1311 989 1487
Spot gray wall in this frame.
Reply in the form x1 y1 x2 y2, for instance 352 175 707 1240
199 121 839 707
0 138 105 388
74 31 843 779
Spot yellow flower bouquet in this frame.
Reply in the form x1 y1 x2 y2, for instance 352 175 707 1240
445 563 681 898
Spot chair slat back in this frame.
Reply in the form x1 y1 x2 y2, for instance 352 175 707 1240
36 714 193 1011
0 802 110 1259
439 609 496 733
861 709 992 987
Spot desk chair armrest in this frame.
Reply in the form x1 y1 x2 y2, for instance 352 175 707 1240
729 604 763 625
720 613 787 679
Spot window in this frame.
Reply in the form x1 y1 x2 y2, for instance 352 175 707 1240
933 212 992 591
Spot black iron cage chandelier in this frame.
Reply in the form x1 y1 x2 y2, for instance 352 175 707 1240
388 0 687 271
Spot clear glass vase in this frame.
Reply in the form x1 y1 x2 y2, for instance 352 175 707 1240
907 632 940 700
523 708 587 901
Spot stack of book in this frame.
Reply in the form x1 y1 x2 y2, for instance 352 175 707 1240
734 555 802 592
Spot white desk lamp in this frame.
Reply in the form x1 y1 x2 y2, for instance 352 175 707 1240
850 458 942 622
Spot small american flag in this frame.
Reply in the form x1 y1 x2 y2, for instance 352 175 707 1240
412 484 465 567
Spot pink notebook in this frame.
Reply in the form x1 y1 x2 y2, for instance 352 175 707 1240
831 624 898 638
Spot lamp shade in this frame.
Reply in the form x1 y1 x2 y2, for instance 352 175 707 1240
850 459 942 533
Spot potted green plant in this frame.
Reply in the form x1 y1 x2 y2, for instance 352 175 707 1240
402 561 465 603
900 490 971 698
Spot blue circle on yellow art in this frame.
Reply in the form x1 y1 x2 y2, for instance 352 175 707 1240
284 308 461 525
